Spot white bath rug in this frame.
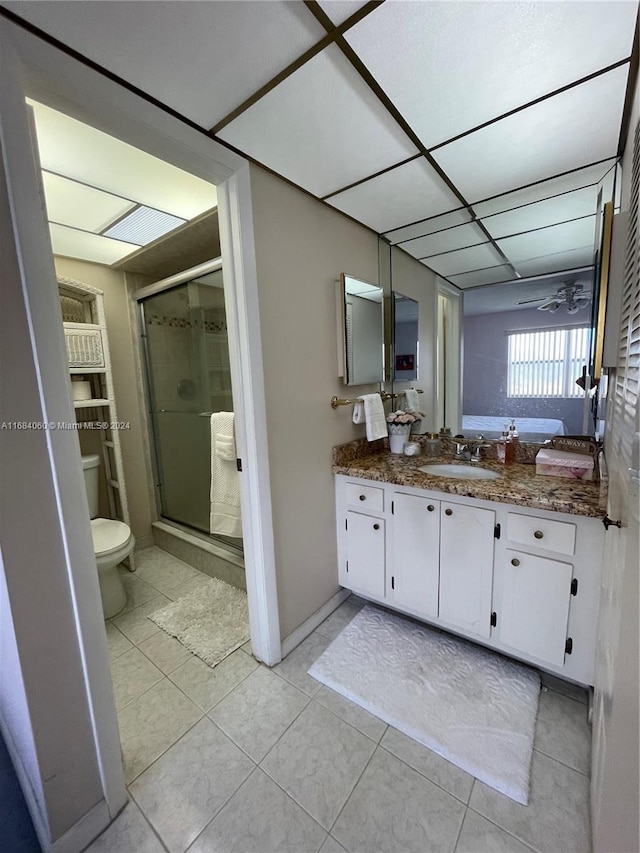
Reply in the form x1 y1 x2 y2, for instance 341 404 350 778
148 578 249 668
308 605 540 804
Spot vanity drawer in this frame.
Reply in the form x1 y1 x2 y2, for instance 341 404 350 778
507 513 576 556
345 482 384 512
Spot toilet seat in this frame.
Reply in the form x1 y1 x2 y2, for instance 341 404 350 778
90 518 132 557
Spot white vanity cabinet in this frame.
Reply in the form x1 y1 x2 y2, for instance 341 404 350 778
335 474 604 685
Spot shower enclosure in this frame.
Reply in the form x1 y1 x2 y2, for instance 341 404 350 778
138 258 242 551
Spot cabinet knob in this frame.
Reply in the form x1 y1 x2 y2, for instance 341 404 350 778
359 494 366 501
427 504 435 512
511 558 520 566
445 508 453 516
373 523 380 530
533 530 544 540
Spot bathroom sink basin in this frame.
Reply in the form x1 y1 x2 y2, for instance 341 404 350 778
418 463 500 481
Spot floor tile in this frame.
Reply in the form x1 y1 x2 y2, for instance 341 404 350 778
187 768 326 853
209 666 309 761
105 621 133 661
138 631 194 675
260 701 376 830
347 594 367 610
84 800 165 853
118 678 202 784
315 601 362 641
136 547 203 596
539 672 589 705
380 726 475 804
165 574 216 602
332 747 465 853
469 750 591 853
120 570 164 614
534 688 591 776
273 631 332 696
314 685 387 743
319 837 348 853
130 717 253 853
169 649 258 712
455 809 534 853
110 647 164 710
112 596 171 646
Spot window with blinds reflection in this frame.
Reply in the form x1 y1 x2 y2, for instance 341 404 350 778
507 327 591 398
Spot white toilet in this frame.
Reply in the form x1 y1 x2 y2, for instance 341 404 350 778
82 454 135 618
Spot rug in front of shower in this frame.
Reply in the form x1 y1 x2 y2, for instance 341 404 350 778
148 578 249 668
308 605 540 805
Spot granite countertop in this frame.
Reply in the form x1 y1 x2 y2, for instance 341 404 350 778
332 438 607 518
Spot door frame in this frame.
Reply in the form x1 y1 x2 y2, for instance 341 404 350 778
0 14 280 842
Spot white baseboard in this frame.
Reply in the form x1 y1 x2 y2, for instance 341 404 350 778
51 799 111 853
280 588 351 659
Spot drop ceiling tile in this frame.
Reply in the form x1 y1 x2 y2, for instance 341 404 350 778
9 1 327 127
515 247 596 278
471 160 616 218
498 217 597 264
449 265 515 289
423 243 505 278
400 222 487 260
346 1 636 148
42 172 134 233
383 208 473 244
326 158 460 233
317 1 370 26
219 44 418 197
31 102 217 220
50 224 139 265
432 65 628 202
482 187 599 240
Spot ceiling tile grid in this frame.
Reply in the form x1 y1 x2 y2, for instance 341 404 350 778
219 43 419 197
421 242 507 278
496 216 597 265
383 208 473 245
481 186 600 241
399 222 489 261
325 157 461 233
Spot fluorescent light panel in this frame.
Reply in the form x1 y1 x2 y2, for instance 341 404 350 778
103 206 186 245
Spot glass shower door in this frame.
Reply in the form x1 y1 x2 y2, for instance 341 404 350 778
140 268 240 547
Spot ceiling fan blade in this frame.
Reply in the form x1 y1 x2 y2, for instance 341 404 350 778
517 296 547 304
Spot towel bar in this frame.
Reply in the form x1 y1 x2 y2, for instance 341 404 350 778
331 392 393 409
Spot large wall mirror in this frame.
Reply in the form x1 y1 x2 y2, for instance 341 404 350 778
339 273 384 386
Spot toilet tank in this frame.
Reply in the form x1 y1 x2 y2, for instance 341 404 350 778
81 454 101 519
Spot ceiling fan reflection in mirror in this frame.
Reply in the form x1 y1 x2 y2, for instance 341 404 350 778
518 283 592 315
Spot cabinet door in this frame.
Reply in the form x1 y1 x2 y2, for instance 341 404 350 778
498 550 572 666
390 492 440 618
344 511 385 598
439 502 495 637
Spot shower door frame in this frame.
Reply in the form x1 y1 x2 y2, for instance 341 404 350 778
136 257 243 547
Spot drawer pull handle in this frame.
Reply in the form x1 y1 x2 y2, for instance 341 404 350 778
427 504 435 512
511 558 520 567
533 530 544 540
445 508 453 516
373 523 380 530
359 495 366 501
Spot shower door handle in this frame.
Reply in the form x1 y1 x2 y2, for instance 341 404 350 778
199 412 213 417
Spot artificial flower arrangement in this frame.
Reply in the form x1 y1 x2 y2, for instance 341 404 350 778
386 409 424 426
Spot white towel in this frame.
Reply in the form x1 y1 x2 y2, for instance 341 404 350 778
357 393 388 442
352 401 365 424
210 412 242 538
402 389 420 412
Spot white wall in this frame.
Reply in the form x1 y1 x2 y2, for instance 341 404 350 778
249 165 382 638
54 257 155 548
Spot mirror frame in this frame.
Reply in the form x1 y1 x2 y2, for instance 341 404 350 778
339 272 385 387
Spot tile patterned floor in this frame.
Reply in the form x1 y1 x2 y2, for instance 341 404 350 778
91 546 592 853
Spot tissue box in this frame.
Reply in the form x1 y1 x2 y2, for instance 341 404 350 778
535 448 594 480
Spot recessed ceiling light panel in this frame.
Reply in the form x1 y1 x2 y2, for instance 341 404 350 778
103 206 186 245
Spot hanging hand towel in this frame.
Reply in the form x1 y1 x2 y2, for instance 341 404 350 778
402 389 420 412
358 393 388 442
210 412 242 538
352 401 365 424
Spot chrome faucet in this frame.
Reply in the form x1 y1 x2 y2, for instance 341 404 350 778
471 444 492 463
454 442 471 461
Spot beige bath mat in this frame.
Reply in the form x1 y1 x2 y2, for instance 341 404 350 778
148 578 249 668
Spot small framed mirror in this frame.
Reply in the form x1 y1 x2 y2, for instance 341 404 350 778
339 273 384 386
393 292 419 382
